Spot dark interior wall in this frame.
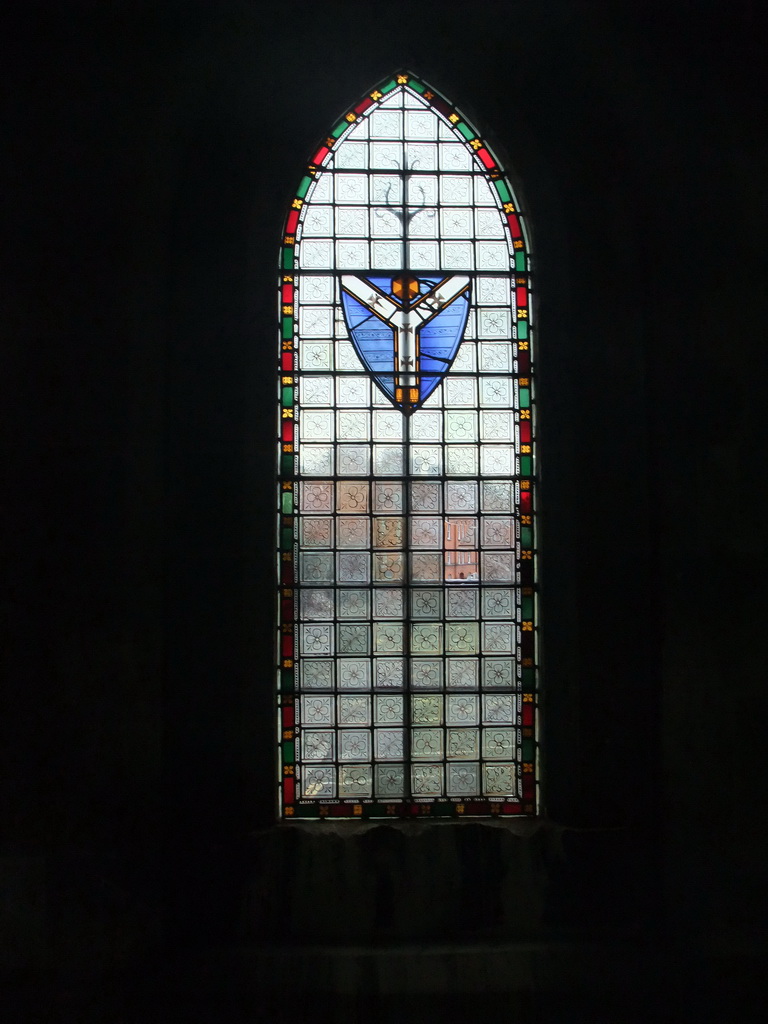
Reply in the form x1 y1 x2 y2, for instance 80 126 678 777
2 1 766 1018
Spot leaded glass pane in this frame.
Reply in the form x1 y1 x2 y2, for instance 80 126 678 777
278 72 537 820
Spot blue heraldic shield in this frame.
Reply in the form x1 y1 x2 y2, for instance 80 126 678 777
340 273 470 413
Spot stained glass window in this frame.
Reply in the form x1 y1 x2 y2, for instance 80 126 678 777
277 73 537 820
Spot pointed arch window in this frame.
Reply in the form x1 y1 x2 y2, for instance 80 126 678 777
277 73 537 820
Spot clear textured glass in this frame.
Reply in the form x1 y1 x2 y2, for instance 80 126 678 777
282 78 533 817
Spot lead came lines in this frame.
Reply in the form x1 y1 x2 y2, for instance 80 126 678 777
282 76 534 816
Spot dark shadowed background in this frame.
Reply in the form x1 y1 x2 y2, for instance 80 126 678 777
2 1 766 1020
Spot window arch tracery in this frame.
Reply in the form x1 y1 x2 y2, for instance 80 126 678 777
277 72 537 820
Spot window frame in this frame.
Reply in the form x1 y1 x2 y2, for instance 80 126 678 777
276 71 538 821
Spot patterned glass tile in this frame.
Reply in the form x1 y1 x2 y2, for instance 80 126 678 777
446 588 479 619
300 410 333 441
483 763 517 797
482 659 515 690
337 659 371 690
475 208 505 239
299 275 333 303
481 482 512 513
374 552 404 582
336 342 363 371
375 659 404 689
482 588 515 619
300 207 333 237
373 517 404 549
475 242 509 271
302 730 335 762
374 694 404 724
373 588 404 619
301 624 332 656
442 241 473 270
337 589 370 620
481 446 514 476
482 727 516 760
301 695 334 727
439 143 472 171
411 763 443 795
375 763 405 798
370 172 402 204
411 728 443 760
300 482 333 513
482 622 514 654
410 553 442 582
336 481 369 512
481 552 515 582
481 517 513 549
452 341 476 372
445 412 478 442
411 589 442 620
299 304 333 337
375 728 404 760
336 376 370 407
410 482 441 512
369 109 402 138
337 551 370 584
339 730 371 761
477 276 510 305
478 308 511 338
411 623 443 655
447 763 480 797
373 445 404 474
336 206 367 235
371 242 402 268
337 623 370 655
300 342 333 371
446 728 479 760
370 211 401 240
409 241 439 269
373 482 403 512
300 518 333 548
440 174 472 204
300 445 333 476
479 342 512 372
301 766 336 799
374 622 404 654
411 517 441 548
480 377 512 407
338 764 373 798
412 695 442 725
300 377 333 406
445 481 477 513
411 659 443 690
440 207 473 238
443 377 476 406
446 621 479 655
446 693 479 725
300 589 333 621
337 516 370 549
337 410 370 441
480 412 513 442
446 658 478 690
335 174 368 203
337 445 370 475
410 446 441 476
482 693 516 724
445 445 477 476
300 660 334 690
410 412 442 441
